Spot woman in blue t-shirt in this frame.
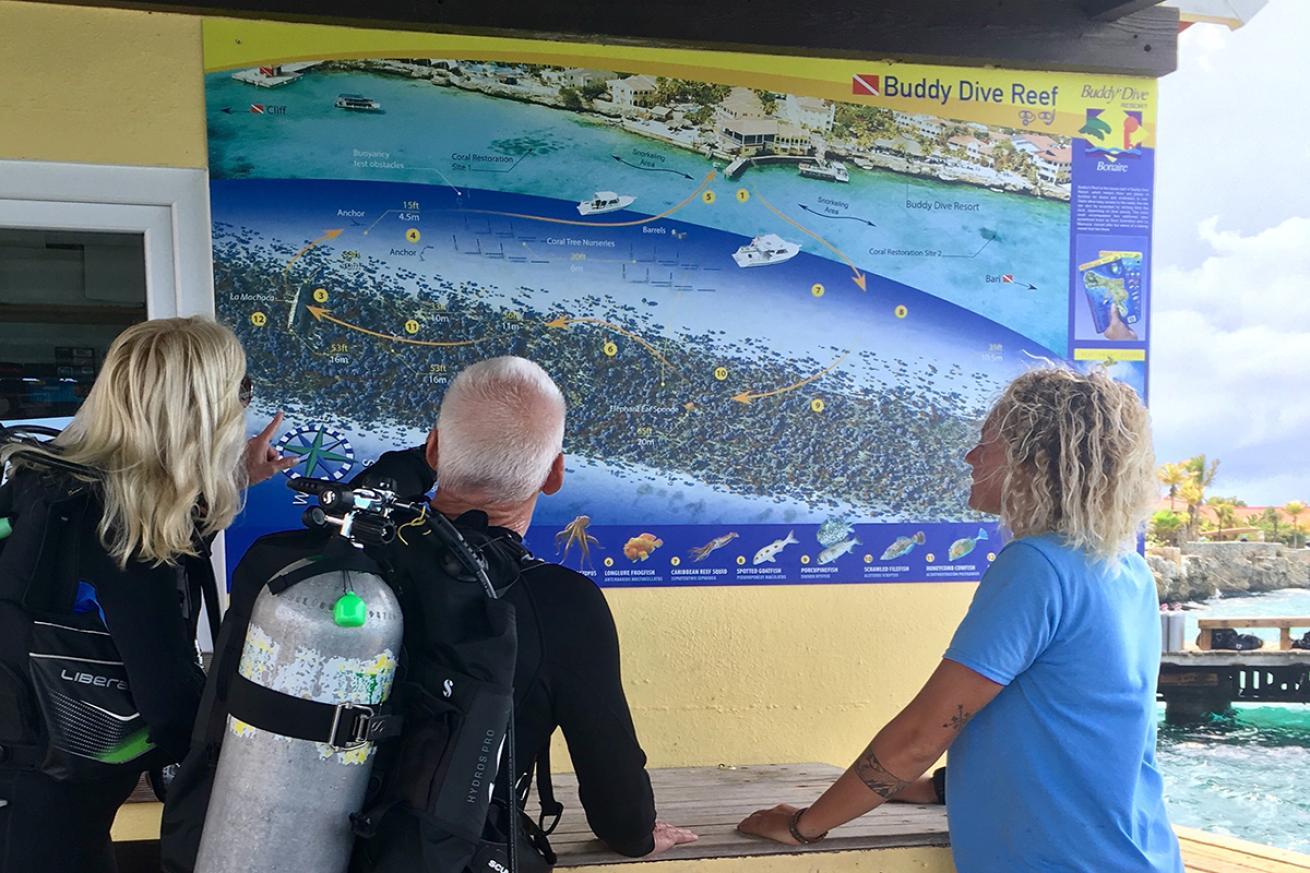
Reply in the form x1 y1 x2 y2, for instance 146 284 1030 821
739 367 1183 873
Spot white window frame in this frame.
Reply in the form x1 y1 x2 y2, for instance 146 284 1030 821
0 159 228 637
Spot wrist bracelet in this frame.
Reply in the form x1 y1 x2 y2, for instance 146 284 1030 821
931 767 947 805
788 807 828 844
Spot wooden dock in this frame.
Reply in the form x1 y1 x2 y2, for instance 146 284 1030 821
1159 616 1310 722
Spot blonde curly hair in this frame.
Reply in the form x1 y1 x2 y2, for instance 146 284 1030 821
989 366 1155 560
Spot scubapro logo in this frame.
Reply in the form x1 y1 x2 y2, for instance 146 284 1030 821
443 679 454 698
60 669 128 691
488 861 509 873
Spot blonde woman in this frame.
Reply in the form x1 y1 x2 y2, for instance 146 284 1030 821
740 368 1183 873
0 317 295 873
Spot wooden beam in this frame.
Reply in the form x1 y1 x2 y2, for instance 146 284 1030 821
1081 0 1164 22
26 0 1179 76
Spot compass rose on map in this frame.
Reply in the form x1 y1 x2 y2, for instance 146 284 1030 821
276 425 355 481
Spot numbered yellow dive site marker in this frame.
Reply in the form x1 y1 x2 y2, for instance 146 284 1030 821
404 319 420 335
313 288 329 303
810 398 825 413
714 366 729 381
603 341 618 357
701 190 717 205
811 283 825 298
250 311 267 327
736 189 750 203
405 228 421 243
895 304 908 319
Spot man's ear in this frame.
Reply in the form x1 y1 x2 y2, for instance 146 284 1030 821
424 427 439 472
541 452 565 496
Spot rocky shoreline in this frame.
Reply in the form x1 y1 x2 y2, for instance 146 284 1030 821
1149 541 1310 603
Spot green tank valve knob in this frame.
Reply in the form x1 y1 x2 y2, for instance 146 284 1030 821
0 518 11 541
333 591 367 628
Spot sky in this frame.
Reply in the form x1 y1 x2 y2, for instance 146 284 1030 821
1150 0 1310 506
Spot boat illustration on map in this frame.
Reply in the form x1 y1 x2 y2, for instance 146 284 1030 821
798 159 850 183
732 233 801 268
334 94 382 112
577 191 636 215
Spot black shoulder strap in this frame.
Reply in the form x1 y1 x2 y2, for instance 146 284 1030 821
190 534 222 646
534 741 563 837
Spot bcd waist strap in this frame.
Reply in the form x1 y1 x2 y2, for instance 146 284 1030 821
227 673 402 750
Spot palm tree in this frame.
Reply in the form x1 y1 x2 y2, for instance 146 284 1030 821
1211 501 1237 541
1286 500 1307 547
1180 481 1205 542
1158 463 1188 512
1185 454 1220 490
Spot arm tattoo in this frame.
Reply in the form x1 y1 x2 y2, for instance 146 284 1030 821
853 743 910 800
942 705 975 733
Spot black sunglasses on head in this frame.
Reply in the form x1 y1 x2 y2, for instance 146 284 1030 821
239 375 253 408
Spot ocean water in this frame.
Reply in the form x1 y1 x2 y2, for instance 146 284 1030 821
1157 588 1310 853
207 69 1070 351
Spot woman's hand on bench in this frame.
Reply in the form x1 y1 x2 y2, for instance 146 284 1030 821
651 820 699 854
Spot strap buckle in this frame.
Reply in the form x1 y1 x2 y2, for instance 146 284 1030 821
328 702 375 750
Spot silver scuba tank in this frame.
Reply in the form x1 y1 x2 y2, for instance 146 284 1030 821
195 558 402 873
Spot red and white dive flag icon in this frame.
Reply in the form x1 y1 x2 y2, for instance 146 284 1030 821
249 104 266 114
1001 274 1015 284
851 74 881 96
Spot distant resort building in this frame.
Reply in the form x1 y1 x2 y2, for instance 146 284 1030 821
948 134 992 163
893 111 945 139
782 94 835 133
719 118 778 154
1012 133 1072 184
718 87 767 121
607 74 658 108
542 67 615 88
773 123 812 154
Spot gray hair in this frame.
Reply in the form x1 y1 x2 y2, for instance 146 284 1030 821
436 356 566 503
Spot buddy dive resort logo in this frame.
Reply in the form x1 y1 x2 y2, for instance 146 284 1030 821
1079 108 1145 161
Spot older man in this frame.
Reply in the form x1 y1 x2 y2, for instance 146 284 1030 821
412 356 694 858
162 356 693 872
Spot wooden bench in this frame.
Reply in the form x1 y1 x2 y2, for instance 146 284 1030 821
1198 617 1310 651
536 764 949 867
111 764 1310 872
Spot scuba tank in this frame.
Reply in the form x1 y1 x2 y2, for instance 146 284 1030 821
194 481 406 873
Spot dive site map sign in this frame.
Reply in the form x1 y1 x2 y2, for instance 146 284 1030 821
204 21 1157 587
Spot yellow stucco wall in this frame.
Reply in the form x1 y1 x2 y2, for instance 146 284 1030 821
8 5 972 867
0 2 206 167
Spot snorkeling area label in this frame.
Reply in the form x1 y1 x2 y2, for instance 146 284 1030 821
205 20 1156 586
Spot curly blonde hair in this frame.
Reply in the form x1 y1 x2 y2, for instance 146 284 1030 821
3 317 249 567
990 366 1155 560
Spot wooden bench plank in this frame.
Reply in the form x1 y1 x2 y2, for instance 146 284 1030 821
1197 618 1310 629
530 764 949 866
1178 826 1310 872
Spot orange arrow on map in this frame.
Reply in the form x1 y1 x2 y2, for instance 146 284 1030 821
731 352 849 404
306 306 482 347
284 229 343 274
